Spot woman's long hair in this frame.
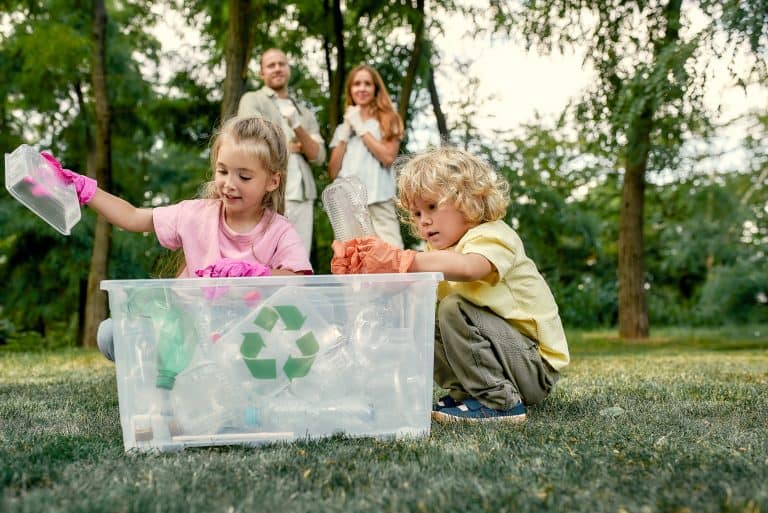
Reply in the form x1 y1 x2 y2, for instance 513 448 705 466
344 64 404 141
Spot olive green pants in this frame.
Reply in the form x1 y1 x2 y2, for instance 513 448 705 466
434 295 559 410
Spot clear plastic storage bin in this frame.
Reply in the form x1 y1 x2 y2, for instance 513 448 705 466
101 273 441 452
4 144 81 235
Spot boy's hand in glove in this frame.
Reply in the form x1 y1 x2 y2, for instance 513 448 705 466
331 237 416 274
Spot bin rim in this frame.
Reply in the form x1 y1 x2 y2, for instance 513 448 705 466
101 272 444 292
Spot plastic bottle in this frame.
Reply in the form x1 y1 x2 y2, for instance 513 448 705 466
321 176 375 241
316 398 374 430
261 396 374 435
154 307 196 390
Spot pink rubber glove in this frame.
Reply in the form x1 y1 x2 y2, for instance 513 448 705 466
40 151 97 205
195 258 271 278
331 237 416 274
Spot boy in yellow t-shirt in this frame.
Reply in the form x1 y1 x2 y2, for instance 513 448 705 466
331 147 569 423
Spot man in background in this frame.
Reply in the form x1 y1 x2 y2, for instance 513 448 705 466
238 48 326 256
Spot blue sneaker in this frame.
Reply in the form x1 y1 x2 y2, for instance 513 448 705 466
432 398 527 423
432 394 462 412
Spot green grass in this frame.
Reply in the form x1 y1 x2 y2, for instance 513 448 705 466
1 327 767 513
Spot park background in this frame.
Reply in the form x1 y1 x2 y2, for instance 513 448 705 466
1 1 767 512
0 0 766 347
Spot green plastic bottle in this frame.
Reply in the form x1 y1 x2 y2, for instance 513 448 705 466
154 307 195 390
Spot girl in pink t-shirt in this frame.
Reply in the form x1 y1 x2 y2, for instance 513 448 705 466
52 115 312 276
46 116 312 359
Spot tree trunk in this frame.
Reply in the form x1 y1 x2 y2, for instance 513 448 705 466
221 0 254 120
322 0 333 137
74 80 91 345
427 62 449 144
617 0 682 340
397 0 425 127
327 0 345 130
618 110 650 339
83 0 112 347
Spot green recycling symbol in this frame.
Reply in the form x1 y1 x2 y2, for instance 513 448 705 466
239 305 320 380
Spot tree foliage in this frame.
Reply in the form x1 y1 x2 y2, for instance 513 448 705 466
0 0 766 347
508 0 767 338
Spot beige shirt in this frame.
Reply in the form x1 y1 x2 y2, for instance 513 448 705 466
435 220 570 370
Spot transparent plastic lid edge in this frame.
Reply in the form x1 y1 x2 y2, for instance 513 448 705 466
100 272 445 291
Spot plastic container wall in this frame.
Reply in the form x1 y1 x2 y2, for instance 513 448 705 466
102 273 441 452
4 144 81 235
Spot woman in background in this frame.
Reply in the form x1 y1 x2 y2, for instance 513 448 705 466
328 64 404 248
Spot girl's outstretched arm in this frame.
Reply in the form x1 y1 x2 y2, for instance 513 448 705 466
87 188 155 233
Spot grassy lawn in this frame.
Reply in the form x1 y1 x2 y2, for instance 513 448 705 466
1 326 766 513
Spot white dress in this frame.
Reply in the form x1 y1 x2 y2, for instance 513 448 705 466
329 119 395 205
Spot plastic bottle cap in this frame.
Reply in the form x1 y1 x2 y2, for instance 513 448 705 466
155 370 177 390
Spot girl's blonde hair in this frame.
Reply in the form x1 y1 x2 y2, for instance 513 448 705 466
201 115 288 215
344 64 404 141
396 147 510 236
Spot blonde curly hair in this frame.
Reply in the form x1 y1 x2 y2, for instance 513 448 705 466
395 147 510 237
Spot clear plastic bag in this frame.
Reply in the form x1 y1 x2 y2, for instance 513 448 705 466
4 144 81 235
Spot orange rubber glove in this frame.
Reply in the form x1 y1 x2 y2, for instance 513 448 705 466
331 237 417 274
331 239 364 274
